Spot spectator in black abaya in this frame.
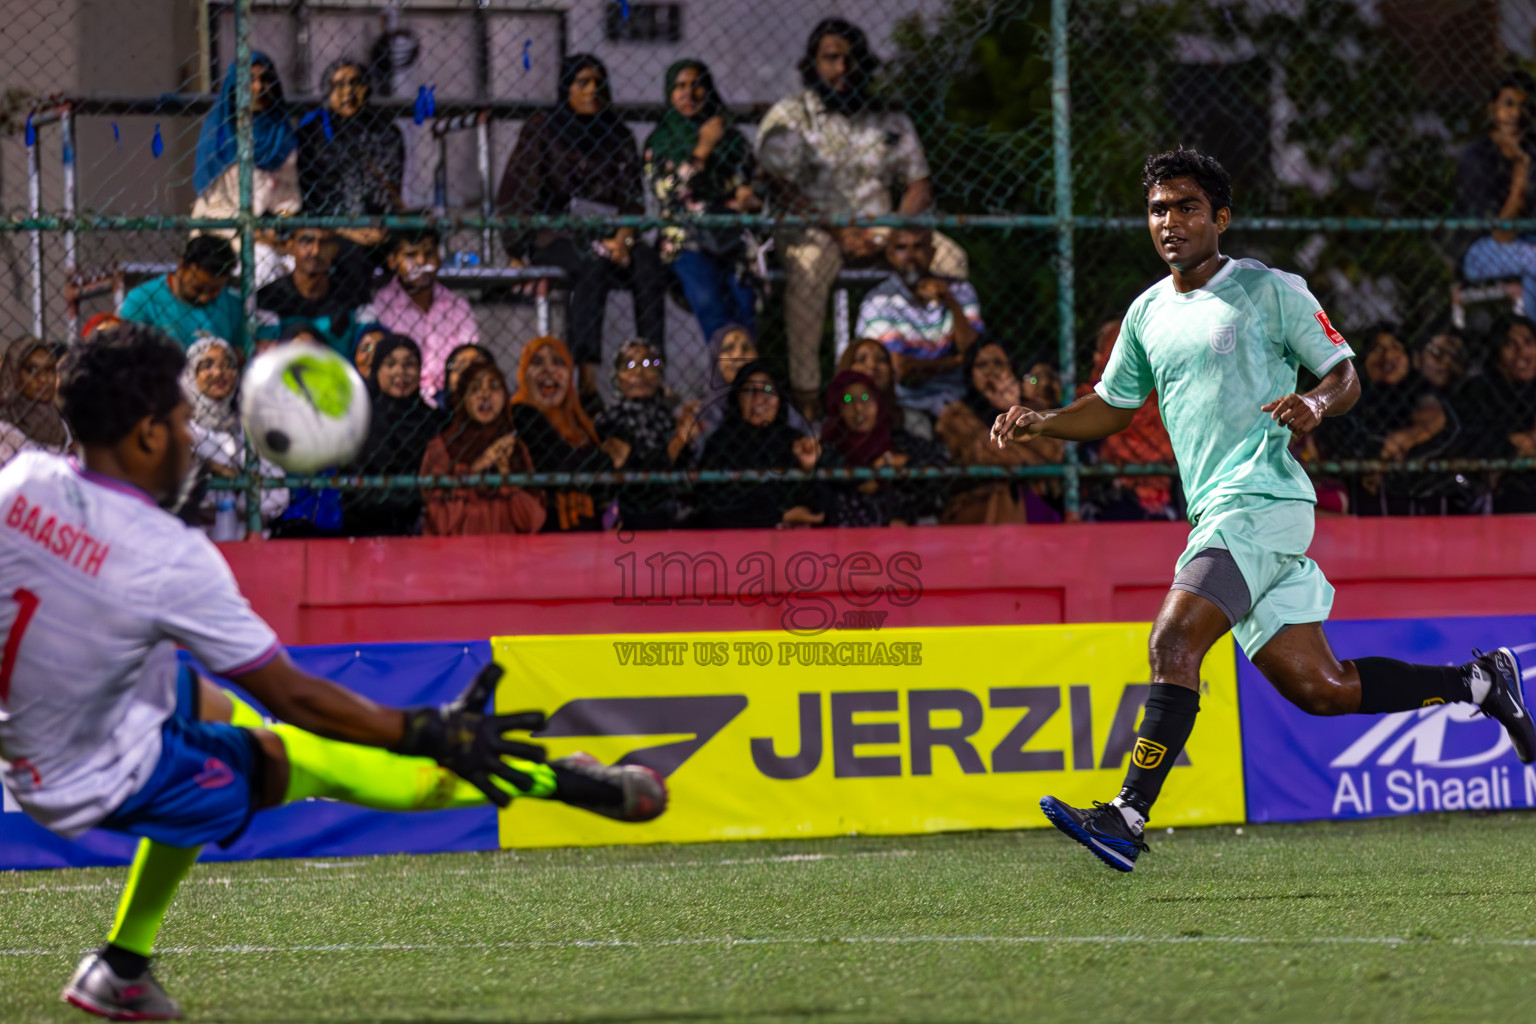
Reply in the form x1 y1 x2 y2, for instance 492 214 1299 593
297 59 405 247
697 360 823 529
344 333 446 535
495 54 666 401
593 340 700 529
1457 314 1536 512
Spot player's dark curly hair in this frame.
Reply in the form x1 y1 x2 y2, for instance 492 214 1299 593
1143 148 1233 216
59 323 187 447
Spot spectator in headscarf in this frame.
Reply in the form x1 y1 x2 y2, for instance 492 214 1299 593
819 369 947 527
496 55 666 399
510 336 625 531
594 340 699 530
420 362 546 536
1456 314 1536 512
352 323 387 381
343 333 446 536
1329 325 1461 516
0 338 68 466
373 228 482 401
935 340 1063 524
697 360 824 529
697 323 811 442
434 342 497 409
1413 322 1471 394
173 336 286 535
644 58 760 341
757 18 966 418
297 58 405 246
191 53 300 288
837 336 935 440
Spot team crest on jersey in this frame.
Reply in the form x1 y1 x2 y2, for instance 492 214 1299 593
1131 738 1168 769
1209 324 1236 354
1314 310 1347 346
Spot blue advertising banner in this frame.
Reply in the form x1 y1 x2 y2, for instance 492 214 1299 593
0 641 497 870
1241 616 1536 823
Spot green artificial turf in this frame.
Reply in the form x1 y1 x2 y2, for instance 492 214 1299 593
5 814 1536 1023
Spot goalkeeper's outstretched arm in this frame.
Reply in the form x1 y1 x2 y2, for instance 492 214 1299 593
990 392 1139 448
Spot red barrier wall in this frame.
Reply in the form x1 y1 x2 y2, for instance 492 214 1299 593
220 517 1536 646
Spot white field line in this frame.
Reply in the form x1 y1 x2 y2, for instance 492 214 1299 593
0 850 916 897
9 934 1536 958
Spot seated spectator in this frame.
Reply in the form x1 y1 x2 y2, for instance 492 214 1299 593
698 323 811 440
434 343 497 409
935 341 1063 524
820 369 947 527
173 337 286 537
351 322 387 380
191 52 300 288
297 59 405 247
256 228 372 356
373 228 482 401
496 55 666 400
854 228 983 416
420 362 546 536
1331 325 1460 516
1414 321 1471 393
0 338 68 465
344 334 446 536
838 337 935 440
757 19 966 417
1020 359 1062 411
1077 319 1179 521
698 359 824 529
119 236 243 350
1457 74 1536 314
1457 314 1536 512
644 59 760 340
510 336 626 531
594 340 700 530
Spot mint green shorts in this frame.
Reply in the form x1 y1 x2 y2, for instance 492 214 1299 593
1175 496 1334 658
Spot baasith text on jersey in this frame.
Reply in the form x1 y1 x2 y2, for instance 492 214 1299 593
0 453 279 838
1093 257 1355 524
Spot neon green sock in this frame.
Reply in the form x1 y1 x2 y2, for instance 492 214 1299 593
106 839 201 956
270 723 556 809
224 689 266 729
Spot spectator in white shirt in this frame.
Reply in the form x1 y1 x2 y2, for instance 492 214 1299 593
757 19 967 417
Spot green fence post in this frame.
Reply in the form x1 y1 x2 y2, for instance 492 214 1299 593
1051 0 1078 516
235 0 261 538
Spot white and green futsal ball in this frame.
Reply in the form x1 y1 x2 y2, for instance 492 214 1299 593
239 342 371 474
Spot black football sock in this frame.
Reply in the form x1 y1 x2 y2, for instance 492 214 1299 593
100 943 150 979
1353 657 1473 714
1115 683 1201 820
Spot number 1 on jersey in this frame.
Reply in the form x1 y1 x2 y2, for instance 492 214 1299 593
0 588 40 702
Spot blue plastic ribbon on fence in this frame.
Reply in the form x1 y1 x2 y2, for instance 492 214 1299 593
414 86 427 125
620 0 630 18
522 40 532 70
151 124 163 158
112 122 121 149
426 86 436 118
24 113 34 148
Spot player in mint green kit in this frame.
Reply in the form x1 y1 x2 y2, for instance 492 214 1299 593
992 148 1534 873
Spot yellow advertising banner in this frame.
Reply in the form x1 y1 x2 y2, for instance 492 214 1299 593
493 625 1244 848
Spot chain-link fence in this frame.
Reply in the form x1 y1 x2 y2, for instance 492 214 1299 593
1 0 1534 538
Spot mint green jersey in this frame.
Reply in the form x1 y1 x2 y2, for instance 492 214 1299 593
1094 257 1355 523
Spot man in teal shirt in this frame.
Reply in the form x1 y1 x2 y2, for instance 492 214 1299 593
118 236 245 350
993 148 1534 873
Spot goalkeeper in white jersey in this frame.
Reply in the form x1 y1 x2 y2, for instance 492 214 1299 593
0 324 666 1021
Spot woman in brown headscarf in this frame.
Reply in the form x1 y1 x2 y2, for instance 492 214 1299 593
420 361 546 536
0 337 68 465
509 336 627 531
